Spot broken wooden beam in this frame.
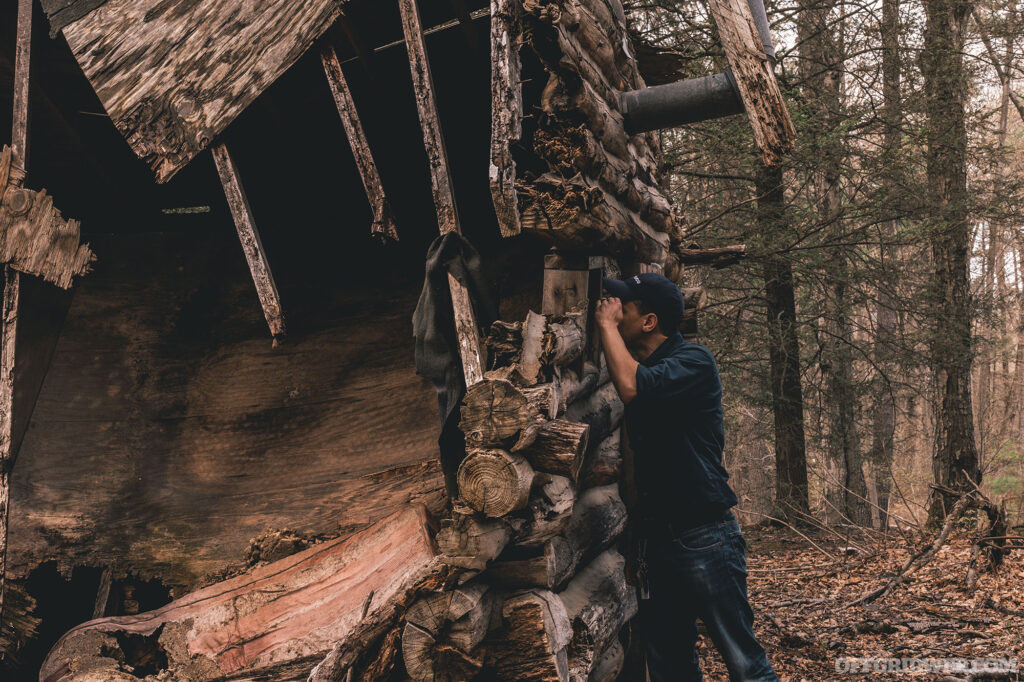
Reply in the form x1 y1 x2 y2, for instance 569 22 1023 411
320 43 398 243
399 0 485 387
489 0 524 237
0 147 96 289
41 506 438 681
707 0 796 165
211 143 286 342
675 244 746 268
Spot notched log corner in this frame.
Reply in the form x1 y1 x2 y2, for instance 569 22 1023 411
0 146 95 289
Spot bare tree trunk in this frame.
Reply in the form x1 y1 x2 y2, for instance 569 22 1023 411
798 0 869 525
758 165 811 516
920 0 982 527
868 0 902 529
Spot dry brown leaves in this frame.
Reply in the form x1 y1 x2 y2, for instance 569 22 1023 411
692 524 1024 681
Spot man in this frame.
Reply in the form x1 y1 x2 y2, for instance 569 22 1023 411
595 272 777 682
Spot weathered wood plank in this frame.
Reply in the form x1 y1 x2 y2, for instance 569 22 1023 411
706 0 796 165
59 0 344 182
0 147 96 289
398 0 485 387
40 506 437 680
211 143 286 341
320 44 398 243
490 0 523 237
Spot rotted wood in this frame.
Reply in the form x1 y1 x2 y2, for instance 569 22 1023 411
0 148 96 289
58 0 344 182
512 473 576 548
560 550 638 681
457 448 535 517
516 419 590 481
518 172 669 265
402 582 494 681
706 0 796 165
490 0 524 237
211 144 286 342
488 484 627 590
521 383 562 420
544 312 585 367
460 379 542 446
483 589 572 682
437 506 514 570
578 428 620 489
43 506 438 681
320 43 398 243
399 0 485 387
516 311 547 386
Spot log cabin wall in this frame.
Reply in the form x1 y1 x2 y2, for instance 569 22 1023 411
490 0 686 276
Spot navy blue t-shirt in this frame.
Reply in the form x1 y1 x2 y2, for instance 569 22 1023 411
624 331 738 527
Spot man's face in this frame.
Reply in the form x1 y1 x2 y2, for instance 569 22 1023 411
618 300 658 345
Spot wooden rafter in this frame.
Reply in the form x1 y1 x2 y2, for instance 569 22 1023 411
398 0 484 387
0 0 32 631
320 43 398 243
489 0 523 238
211 143 286 343
707 0 796 165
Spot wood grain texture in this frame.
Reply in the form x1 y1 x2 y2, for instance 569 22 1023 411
39 506 436 680
484 589 571 682
7 231 446 589
489 0 523 237
211 143 286 340
0 147 96 289
707 0 796 165
58 0 344 182
320 44 398 244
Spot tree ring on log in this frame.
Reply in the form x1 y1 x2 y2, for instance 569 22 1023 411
457 448 535 516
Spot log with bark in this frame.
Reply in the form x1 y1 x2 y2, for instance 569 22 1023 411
578 428 620 489
41 506 438 681
564 382 624 448
559 550 637 681
511 474 576 548
487 485 627 590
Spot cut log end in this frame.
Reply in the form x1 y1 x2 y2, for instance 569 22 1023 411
457 449 535 517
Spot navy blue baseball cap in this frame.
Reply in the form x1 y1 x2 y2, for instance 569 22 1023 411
602 272 685 328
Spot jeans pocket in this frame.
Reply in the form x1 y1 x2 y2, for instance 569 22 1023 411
672 528 723 551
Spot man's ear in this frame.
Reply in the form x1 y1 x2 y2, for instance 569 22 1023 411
642 313 659 332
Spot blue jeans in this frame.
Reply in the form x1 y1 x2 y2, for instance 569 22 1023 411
638 512 778 682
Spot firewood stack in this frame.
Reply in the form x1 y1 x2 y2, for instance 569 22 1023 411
406 307 635 681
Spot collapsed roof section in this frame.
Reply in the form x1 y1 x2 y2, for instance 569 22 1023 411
46 0 344 182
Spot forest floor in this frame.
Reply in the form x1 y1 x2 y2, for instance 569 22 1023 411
693 520 1024 681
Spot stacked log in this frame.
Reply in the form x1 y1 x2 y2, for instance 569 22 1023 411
395 307 633 681
492 0 683 267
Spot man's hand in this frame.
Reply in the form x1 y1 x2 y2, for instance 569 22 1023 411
596 296 638 404
595 296 623 328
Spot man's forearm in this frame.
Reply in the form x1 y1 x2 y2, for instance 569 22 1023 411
598 322 639 404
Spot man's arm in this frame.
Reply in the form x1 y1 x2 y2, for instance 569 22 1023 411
595 297 639 405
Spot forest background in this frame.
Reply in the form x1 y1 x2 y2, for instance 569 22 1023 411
625 0 1024 532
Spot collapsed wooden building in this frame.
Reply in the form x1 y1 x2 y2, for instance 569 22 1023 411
0 0 792 678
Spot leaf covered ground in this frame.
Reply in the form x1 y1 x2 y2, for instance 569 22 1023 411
692 522 1024 681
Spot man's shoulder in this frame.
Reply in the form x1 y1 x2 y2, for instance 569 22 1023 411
664 340 716 365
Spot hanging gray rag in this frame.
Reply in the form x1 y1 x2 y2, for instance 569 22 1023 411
413 232 496 499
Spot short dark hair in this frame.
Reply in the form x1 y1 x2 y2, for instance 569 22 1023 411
633 298 677 335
